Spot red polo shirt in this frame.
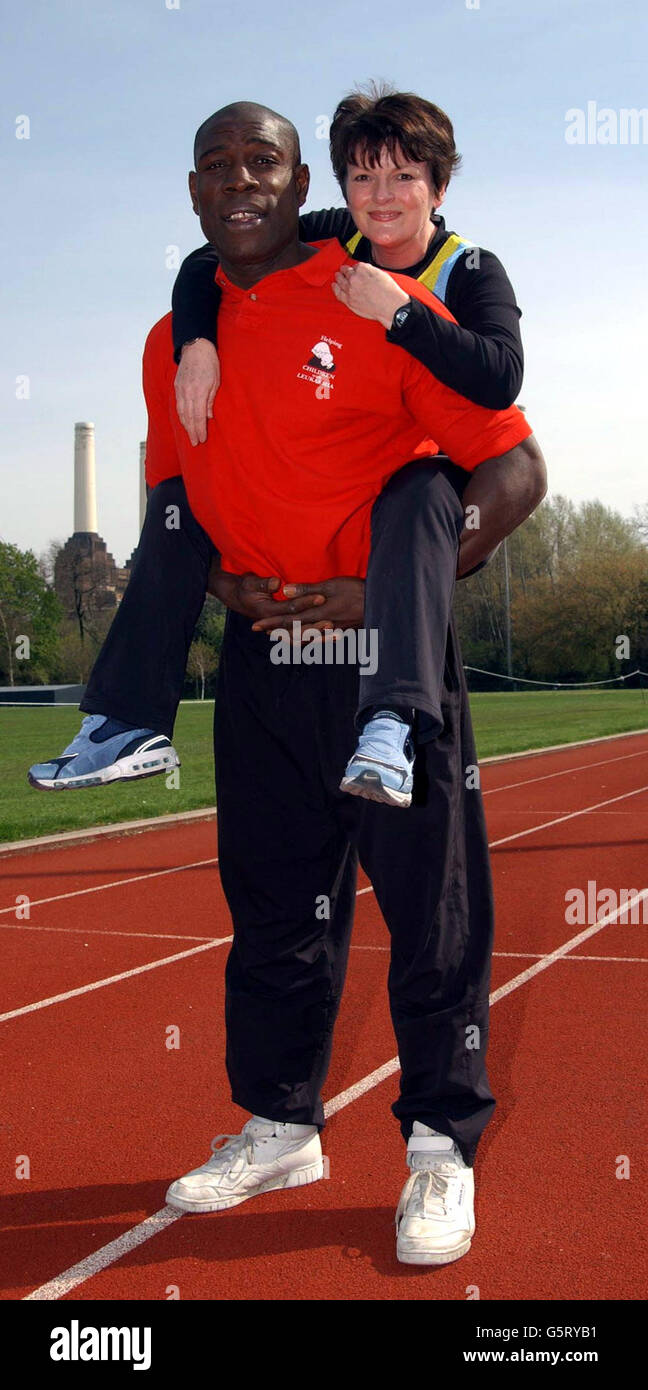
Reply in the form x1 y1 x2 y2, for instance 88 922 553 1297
144 238 532 586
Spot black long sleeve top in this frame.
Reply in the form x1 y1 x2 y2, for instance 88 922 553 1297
171 208 524 410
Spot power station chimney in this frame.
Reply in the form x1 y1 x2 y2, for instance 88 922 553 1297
74 422 98 534
139 441 147 531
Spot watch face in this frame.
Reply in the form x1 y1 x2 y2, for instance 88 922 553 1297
394 305 410 329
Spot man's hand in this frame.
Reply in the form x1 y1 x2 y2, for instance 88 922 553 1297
207 561 330 635
250 576 366 634
332 263 410 330
174 339 221 446
457 435 548 579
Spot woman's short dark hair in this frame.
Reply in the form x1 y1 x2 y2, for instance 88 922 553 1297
330 82 461 198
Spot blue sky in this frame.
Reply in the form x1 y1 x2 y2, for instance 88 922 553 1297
2 0 646 563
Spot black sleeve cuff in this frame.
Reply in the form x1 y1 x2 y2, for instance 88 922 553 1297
171 247 222 363
385 294 435 345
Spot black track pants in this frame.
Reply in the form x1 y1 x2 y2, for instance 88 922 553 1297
358 457 467 735
81 477 213 738
214 605 495 1167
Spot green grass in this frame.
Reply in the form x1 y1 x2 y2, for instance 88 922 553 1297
1 690 646 844
0 703 218 844
469 688 648 758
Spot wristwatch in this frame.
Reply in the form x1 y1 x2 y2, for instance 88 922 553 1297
390 300 413 332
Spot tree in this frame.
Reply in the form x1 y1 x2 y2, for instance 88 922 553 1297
512 549 648 681
54 619 111 684
633 504 648 547
0 541 62 686
39 538 66 587
455 496 648 685
187 639 218 699
194 596 226 649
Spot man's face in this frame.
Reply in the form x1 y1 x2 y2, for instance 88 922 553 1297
189 112 309 268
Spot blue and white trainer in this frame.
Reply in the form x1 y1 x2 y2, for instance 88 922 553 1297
27 714 179 791
340 710 414 808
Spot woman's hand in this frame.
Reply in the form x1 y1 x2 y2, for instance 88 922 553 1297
332 263 410 329
174 339 221 447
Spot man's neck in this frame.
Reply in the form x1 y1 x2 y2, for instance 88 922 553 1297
218 238 318 290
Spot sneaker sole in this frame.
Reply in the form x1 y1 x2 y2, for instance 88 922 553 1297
339 772 412 808
28 749 180 791
165 1159 324 1213
397 1234 473 1266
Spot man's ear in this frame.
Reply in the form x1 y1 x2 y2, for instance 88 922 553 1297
295 162 310 208
434 181 448 212
188 170 199 215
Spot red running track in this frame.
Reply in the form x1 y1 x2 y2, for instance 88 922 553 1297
1 731 647 1301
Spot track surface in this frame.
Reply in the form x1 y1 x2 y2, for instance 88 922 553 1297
2 732 647 1301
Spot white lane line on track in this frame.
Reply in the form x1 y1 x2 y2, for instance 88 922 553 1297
489 890 648 1005
353 948 648 962
351 782 648 900
324 1058 400 1117
556 954 648 963
11 908 644 1022
24 1209 184 1300
488 783 648 848
542 953 648 964
4 774 648 920
0 924 215 942
488 810 637 817
0 856 219 917
0 938 233 1024
6 781 648 1018
559 954 648 963
17 930 641 966
483 745 648 797
3 887 377 1018
493 950 648 962
25 886 648 1300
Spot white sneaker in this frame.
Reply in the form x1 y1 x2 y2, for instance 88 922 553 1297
395 1122 475 1265
166 1115 324 1213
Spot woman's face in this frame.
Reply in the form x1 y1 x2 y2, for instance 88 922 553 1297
345 144 441 258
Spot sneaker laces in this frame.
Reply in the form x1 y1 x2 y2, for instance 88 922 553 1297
203 1133 253 1177
206 1118 275 1172
408 1167 455 1219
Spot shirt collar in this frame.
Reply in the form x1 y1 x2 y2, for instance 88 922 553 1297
215 238 348 295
